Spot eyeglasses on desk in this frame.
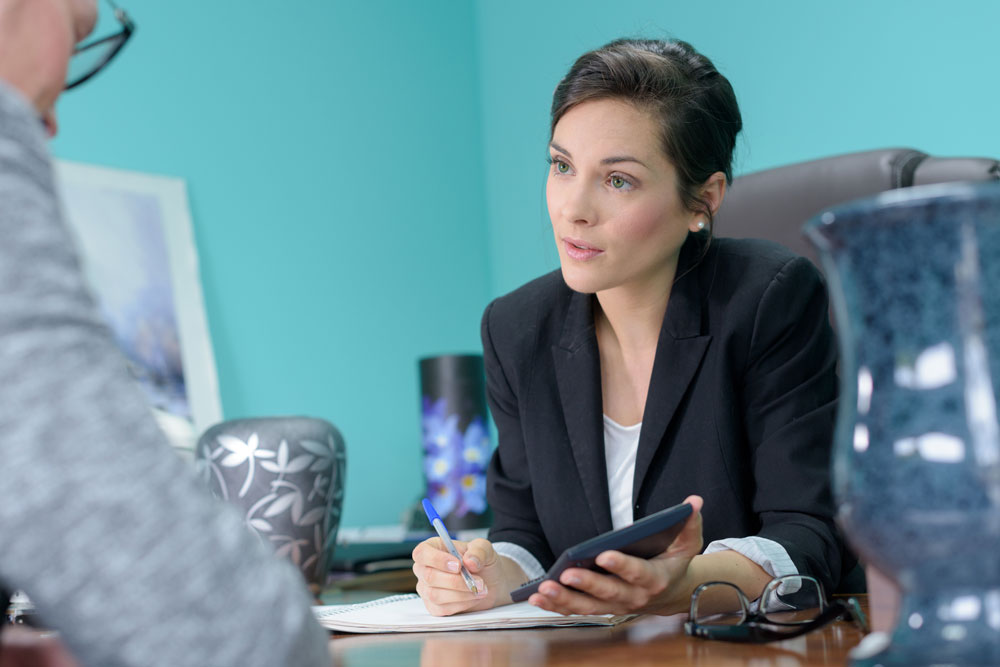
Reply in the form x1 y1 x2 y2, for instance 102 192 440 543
684 574 868 643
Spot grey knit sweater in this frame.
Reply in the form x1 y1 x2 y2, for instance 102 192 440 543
0 82 330 666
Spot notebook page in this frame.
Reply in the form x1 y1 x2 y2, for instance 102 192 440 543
313 594 633 633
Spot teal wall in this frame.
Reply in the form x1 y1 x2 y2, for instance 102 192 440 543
53 0 1000 527
53 1 490 528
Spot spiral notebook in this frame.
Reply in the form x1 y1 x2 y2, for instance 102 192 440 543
312 594 634 633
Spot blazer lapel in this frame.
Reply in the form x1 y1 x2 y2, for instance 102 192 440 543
633 240 713 508
552 290 614 535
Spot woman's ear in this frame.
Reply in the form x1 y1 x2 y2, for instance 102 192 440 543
688 172 728 233
700 171 727 218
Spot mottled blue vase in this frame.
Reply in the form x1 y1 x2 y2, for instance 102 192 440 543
807 182 1000 666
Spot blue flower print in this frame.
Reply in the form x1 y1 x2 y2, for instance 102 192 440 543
422 397 462 452
459 473 487 514
422 397 493 519
461 417 490 471
424 449 457 483
428 482 458 518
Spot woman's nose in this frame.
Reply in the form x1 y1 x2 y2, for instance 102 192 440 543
559 181 597 226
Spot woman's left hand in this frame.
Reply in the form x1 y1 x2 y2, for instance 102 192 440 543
528 495 705 616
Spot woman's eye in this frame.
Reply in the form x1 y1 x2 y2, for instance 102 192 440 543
610 175 630 189
556 161 570 174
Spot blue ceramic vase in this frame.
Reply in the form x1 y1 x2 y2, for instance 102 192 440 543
806 182 1000 666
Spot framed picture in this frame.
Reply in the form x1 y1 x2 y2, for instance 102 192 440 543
54 160 223 451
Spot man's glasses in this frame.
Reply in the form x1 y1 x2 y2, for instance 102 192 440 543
65 0 135 91
684 574 868 643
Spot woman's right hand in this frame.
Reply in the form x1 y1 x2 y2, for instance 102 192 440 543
412 537 519 616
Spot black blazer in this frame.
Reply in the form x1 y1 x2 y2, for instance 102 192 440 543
482 233 846 593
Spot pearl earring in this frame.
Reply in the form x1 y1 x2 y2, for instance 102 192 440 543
696 221 705 230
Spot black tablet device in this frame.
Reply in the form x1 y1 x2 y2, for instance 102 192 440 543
510 501 693 603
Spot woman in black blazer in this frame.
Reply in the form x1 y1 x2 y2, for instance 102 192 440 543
413 38 845 617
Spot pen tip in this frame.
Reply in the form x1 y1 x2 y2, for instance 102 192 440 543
421 498 435 517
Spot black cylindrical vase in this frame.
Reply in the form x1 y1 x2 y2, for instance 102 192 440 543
419 354 493 532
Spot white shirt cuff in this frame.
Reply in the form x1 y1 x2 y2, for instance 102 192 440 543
703 536 798 579
493 541 545 581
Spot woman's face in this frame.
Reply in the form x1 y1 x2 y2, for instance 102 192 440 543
546 98 701 298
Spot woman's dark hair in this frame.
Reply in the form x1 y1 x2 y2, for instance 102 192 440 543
551 38 742 231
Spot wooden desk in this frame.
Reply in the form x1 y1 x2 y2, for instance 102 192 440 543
326 596 869 666
0 589 867 666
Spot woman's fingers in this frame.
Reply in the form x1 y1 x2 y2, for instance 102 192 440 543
593 551 661 587
462 537 498 573
412 537 465 574
527 499 710 617
417 576 487 604
664 494 705 557
413 537 487 591
555 559 660 609
529 580 631 616
413 536 492 615
416 570 488 616
414 561 486 591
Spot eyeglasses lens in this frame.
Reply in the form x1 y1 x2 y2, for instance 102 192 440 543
691 583 747 626
761 575 824 624
66 36 126 88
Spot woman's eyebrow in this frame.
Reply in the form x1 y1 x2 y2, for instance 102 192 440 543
601 155 648 168
549 142 571 157
550 142 648 169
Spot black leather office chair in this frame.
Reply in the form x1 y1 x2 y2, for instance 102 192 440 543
715 148 1000 268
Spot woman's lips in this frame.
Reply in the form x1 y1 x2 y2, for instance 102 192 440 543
563 237 604 261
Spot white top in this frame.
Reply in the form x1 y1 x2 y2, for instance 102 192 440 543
494 416 798 585
603 415 641 530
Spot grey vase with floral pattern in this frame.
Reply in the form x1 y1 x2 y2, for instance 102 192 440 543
195 416 346 590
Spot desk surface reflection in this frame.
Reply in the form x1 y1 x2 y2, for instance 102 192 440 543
327 596 868 667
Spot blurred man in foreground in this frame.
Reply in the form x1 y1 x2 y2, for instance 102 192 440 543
0 1 330 664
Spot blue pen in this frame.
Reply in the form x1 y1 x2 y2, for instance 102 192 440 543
421 498 479 595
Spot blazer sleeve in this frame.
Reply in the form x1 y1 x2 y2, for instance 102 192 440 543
742 255 845 593
481 300 557 568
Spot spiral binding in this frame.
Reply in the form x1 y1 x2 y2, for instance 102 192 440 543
315 594 418 618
